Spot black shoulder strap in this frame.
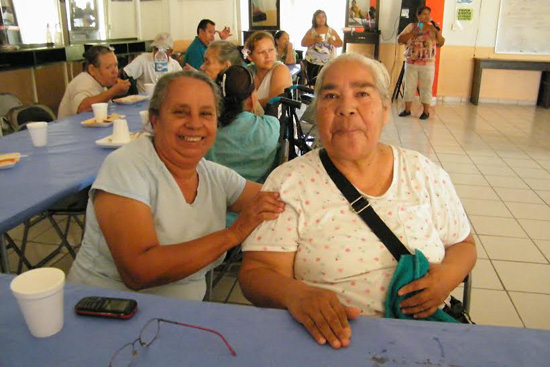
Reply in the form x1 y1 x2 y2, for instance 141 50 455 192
319 149 410 261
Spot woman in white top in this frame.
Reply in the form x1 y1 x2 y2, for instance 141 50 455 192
301 9 343 86
245 31 292 108
68 70 284 300
239 54 476 348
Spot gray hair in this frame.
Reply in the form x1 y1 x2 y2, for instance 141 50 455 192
314 53 391 108
207 41 243 67
148 70 223 122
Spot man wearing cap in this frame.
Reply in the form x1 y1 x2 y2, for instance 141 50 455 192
183 19 232 69
123 32 182 94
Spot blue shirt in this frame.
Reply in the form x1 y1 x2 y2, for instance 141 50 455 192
183 36 208 69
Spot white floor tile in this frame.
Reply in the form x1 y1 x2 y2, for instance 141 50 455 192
473 234 488 259
493 261 550 293
461 199 513 217
505 202 550 221
471 259 503 290
468 155 506 166
524 178 550 191
448 173 489 186
494 187 544 204
441 162 480 175
227 282 252 305
479 235 547 263
467 289 523 328
509 292 550 330
518 219 550 240
534 240 550 261
502 158 541 169
476 164 517 177
469 215 528 238
436 153 473 164
511 167 550 180
535 190 550 205
484 175 530 189
454 185 500 201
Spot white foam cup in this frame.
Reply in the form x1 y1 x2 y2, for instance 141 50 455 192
144 83 155 96
91 102 108 122
10 268 65 338
112 119 131 144
139 110 149 130
26 122 48 147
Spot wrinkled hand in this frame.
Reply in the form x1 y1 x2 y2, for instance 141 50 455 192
111 79 131 96
398 263 451 319
287 287 360 349
228 191 284 243
217 26 232 40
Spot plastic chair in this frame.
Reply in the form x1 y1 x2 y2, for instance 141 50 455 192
0 93 23 134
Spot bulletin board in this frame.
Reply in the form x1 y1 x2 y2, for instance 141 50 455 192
495 0 550 55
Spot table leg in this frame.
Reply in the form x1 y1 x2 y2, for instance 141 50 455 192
0 234 10 273
470 59 482 105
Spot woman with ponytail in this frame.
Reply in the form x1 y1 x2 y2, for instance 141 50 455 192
205 65 279 184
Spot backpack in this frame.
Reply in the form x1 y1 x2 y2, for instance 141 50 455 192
6 104 56 131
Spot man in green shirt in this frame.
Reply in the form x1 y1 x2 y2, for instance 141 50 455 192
183 19 232 69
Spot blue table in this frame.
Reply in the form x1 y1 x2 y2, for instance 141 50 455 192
0 102 149 270
0 274 549 367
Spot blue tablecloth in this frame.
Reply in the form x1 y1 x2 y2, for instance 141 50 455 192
0 274 549 367
0 102 148 233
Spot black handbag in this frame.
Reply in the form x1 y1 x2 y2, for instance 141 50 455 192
319 149 473 324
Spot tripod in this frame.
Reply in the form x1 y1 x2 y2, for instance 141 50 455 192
392 61 406 102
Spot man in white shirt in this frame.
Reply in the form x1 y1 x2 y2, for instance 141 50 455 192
123 33 182 94
58 45 130 119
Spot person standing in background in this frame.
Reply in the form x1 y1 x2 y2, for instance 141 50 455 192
183 19 232 69
301 9 342 86
397 6 445 120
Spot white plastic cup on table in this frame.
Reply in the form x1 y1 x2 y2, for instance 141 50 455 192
26 122 48 147
91 102 108 122
112 119 131 144
10 267 65 338
144 83 155 96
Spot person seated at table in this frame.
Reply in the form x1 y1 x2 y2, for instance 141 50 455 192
245 31 292 109
205 65 279 184
239 54 476 349
67 70 284 300
200 40 243 80
122 32 182 94
58 45 130 119
274 30 296 65
183 19 232 69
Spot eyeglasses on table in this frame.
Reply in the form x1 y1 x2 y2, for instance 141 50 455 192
109 317 236 367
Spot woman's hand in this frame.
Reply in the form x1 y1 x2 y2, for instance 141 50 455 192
228 191 284 243
314 34 324 43
397 263 452 318
287 287 360 349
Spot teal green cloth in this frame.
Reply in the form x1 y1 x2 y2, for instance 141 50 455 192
385 249 458 323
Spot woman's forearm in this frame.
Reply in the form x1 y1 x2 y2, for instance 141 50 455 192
440 234 476 291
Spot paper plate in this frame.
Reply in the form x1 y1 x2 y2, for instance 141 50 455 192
95 131 149 149
0 153 21 170
113 95 149 105
81 113 126 127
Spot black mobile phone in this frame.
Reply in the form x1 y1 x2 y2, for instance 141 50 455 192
74 296 138 320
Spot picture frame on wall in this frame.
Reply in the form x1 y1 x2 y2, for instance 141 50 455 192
249 0 279 30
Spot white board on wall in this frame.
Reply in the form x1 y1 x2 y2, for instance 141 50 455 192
495 0 550 55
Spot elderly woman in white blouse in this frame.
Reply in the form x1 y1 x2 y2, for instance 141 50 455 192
239 54 476 349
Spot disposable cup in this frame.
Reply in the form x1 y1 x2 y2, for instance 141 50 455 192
144 83 155 96
139 110 149 129
112 119 131 144
91 102 108 122
10 268 65 338
26 122 48 147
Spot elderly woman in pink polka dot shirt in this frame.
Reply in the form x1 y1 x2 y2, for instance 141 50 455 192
239 53 476 349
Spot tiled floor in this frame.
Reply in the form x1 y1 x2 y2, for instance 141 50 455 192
4 101 550 330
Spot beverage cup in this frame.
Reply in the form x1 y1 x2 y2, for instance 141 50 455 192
26 122 48 147
112 119 131 144
318 33 326 42
139 110 150 130
91 102 108 122
144 83 155 96
10 268 65 338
